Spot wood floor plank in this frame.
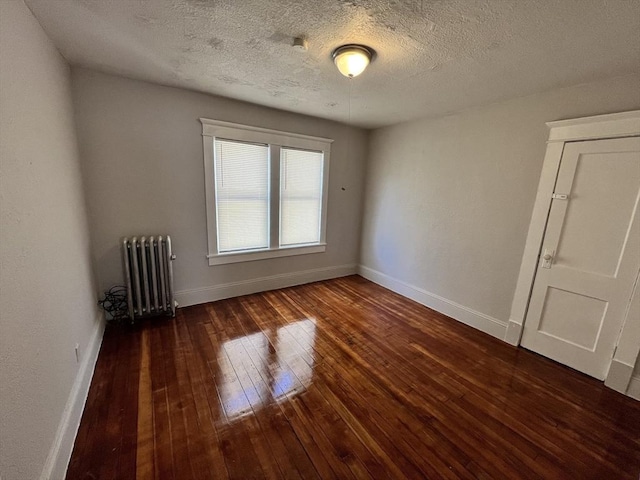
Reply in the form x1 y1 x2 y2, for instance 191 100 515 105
67 276 640 480
167 317 217 478
238 294 386 478
201 305 270 480
181 307 229 479
67 325 121 477
261 289 470 478
274 285 539 478
148 324 175 480
136 329 155 480
308 280 632 470
94 328 139 480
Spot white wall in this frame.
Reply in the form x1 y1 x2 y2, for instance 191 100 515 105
0 1 102 479
71 69 368 303
360 74 640 337
629 287 640 399
627 281 640 381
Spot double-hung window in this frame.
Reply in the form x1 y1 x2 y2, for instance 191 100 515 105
201 119 332 265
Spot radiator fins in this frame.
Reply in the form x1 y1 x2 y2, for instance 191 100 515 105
121 235 176 320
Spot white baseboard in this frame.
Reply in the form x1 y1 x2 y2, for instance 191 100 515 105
627 375 640 401
604 359 635 394
358 265 507 340
39 312 106 480
505 320 524 346
175 264 358 307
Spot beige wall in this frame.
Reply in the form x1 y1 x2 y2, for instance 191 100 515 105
0 1 100 479
71 69 367 299
360 74 640 329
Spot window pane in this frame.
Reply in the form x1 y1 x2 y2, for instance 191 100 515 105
214 139 269 252
280 148 324 246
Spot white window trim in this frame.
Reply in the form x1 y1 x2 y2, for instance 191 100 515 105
200 118 333 266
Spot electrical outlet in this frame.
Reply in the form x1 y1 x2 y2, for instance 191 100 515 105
75 343 80 363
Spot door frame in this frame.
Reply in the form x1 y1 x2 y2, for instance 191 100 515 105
506 110 640 396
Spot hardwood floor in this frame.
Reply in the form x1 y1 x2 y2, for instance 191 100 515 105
67 275 640 479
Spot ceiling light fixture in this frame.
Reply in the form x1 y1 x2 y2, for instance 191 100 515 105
332 44 375 78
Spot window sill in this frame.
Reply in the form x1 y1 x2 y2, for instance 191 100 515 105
207 243 326 266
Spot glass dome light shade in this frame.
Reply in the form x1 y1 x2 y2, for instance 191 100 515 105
332 45 373 78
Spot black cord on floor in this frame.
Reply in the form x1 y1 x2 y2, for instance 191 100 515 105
98 286 129 322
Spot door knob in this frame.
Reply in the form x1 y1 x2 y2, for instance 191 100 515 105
541 249 554 269
543 253 552 260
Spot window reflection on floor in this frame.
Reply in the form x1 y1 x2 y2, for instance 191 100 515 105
217 319 316 422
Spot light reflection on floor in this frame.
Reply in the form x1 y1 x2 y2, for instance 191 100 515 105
217 319 316 422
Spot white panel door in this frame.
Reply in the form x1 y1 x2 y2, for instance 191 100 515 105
521 137 640 380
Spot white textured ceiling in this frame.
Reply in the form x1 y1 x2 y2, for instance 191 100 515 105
25 0 640 128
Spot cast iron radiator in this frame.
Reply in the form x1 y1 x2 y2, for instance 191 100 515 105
121 235 176 320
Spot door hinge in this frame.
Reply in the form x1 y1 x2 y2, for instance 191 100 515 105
552 193 569 200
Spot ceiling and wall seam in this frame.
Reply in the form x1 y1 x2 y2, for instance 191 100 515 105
23 0 640 129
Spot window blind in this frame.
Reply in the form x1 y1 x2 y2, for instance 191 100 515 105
214 139 269 252
280 148 324 246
